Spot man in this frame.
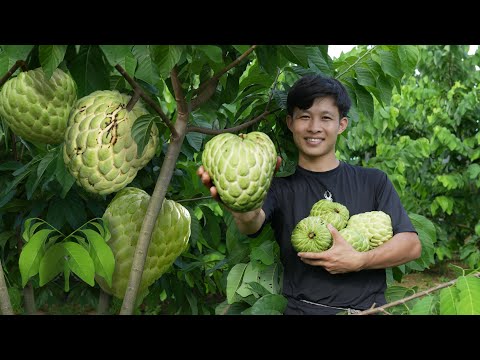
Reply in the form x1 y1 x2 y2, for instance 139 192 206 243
198 74 422 315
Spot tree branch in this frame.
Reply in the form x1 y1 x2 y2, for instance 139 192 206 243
0 60 28 87
187 109 281 135
190 45 257 111
170 66 187 116
355 272 480 315
0 258 14 315
114 64 179 139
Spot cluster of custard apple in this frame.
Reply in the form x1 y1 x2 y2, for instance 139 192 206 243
291 199 393 253
202 131 277 212
1 67 191 299
0 67 159 195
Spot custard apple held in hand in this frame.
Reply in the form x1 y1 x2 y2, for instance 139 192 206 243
98 187 191 300
202 132 277 212
310 199 349 230
346 211 393 249
63 90 158 195
0 67 77 144
339 228 370 252
291 216 332 253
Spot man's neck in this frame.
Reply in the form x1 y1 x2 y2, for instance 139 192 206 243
298 155 340 172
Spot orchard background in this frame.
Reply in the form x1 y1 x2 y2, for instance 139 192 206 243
0 45 479 315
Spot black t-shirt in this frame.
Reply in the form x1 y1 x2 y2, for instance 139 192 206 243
252 161 417 311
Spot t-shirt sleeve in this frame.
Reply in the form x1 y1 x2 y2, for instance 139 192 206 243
248 179 277 238
375 171 417 235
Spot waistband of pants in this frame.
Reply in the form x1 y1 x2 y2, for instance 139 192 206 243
299 299 362 314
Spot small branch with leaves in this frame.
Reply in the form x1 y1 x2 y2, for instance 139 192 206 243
355 272 480 315
114 64 179 140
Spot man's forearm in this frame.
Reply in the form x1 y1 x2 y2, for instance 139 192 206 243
359 232 422 270
232 208 265 235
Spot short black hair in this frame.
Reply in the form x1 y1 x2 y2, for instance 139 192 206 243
286 74 352 118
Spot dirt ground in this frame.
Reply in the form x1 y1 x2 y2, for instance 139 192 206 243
393 260 467 291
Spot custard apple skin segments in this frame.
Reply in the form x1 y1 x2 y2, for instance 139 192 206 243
98 187 191 299
202 132 277 212
0 67 77 144
291 216 332 253
63 90 158 195
339 228 370 252
310 199 349 231
346 211 393 249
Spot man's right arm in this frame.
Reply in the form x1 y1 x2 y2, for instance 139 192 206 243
231 208 265 235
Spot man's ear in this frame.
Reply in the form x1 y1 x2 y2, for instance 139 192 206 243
286 115 293 132
338 117 348 134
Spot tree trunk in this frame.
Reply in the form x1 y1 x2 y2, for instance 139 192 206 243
0 259 14 315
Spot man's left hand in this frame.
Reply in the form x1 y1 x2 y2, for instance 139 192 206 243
297 224 365 274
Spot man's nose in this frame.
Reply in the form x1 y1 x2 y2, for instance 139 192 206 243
307 118 322 132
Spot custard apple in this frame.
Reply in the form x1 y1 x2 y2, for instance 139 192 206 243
202 131 277 212
0 67 77 144
346 211 393 249
310 199 349 230
291 216 332 253
63 90 158 195
339 228 370 252
98 187 191 300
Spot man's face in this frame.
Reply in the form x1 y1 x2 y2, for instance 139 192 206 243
286 96 347 162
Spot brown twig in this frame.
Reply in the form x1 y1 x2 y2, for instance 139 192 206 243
355 272 480 315
170 67 187 115
126 91 141 112
0 60 28 87
114 64 179 140
190 45 257 111
187 110 270 135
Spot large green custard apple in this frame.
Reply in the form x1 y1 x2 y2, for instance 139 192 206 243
99 187 191 299
346 211 393 249
202 132 277 212
310 199 349 230
63 90 158 195
291 216 332 253
0 67 77 144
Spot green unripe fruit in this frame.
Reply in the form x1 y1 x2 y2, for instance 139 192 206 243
347 211 393 249
291 216 332 253
63 90 158 195
339 228 370 252
310 199 349 230
202 131 277 212
98 187 191 300
0 67 77 144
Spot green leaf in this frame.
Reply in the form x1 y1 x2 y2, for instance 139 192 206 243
307 47 333 76
354 84 374 120
38 45 67 79
131 114 157 157
281 45 309 67
1 45 34 69
354 63 376 87
406 213 436 270
247 294 287 315
81 229 115 287
375 49 403 78
99 45 134 70
226 263 247 304
27 151 56 199
151 45 184 79
195 45 223 64
185 132 205 152
397 45 419 75
409 295 437 315
39 243 65 286
132 45 160 86
258 262 282 294
19 229 52 286
54 149 76 198
63 241 95 287
439 285 458 315
236 262 260 298
69 45 110 97
251 241 275 266
455 276 480 315
0 161 22 171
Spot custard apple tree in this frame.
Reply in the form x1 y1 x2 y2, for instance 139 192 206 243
0 44 417 315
